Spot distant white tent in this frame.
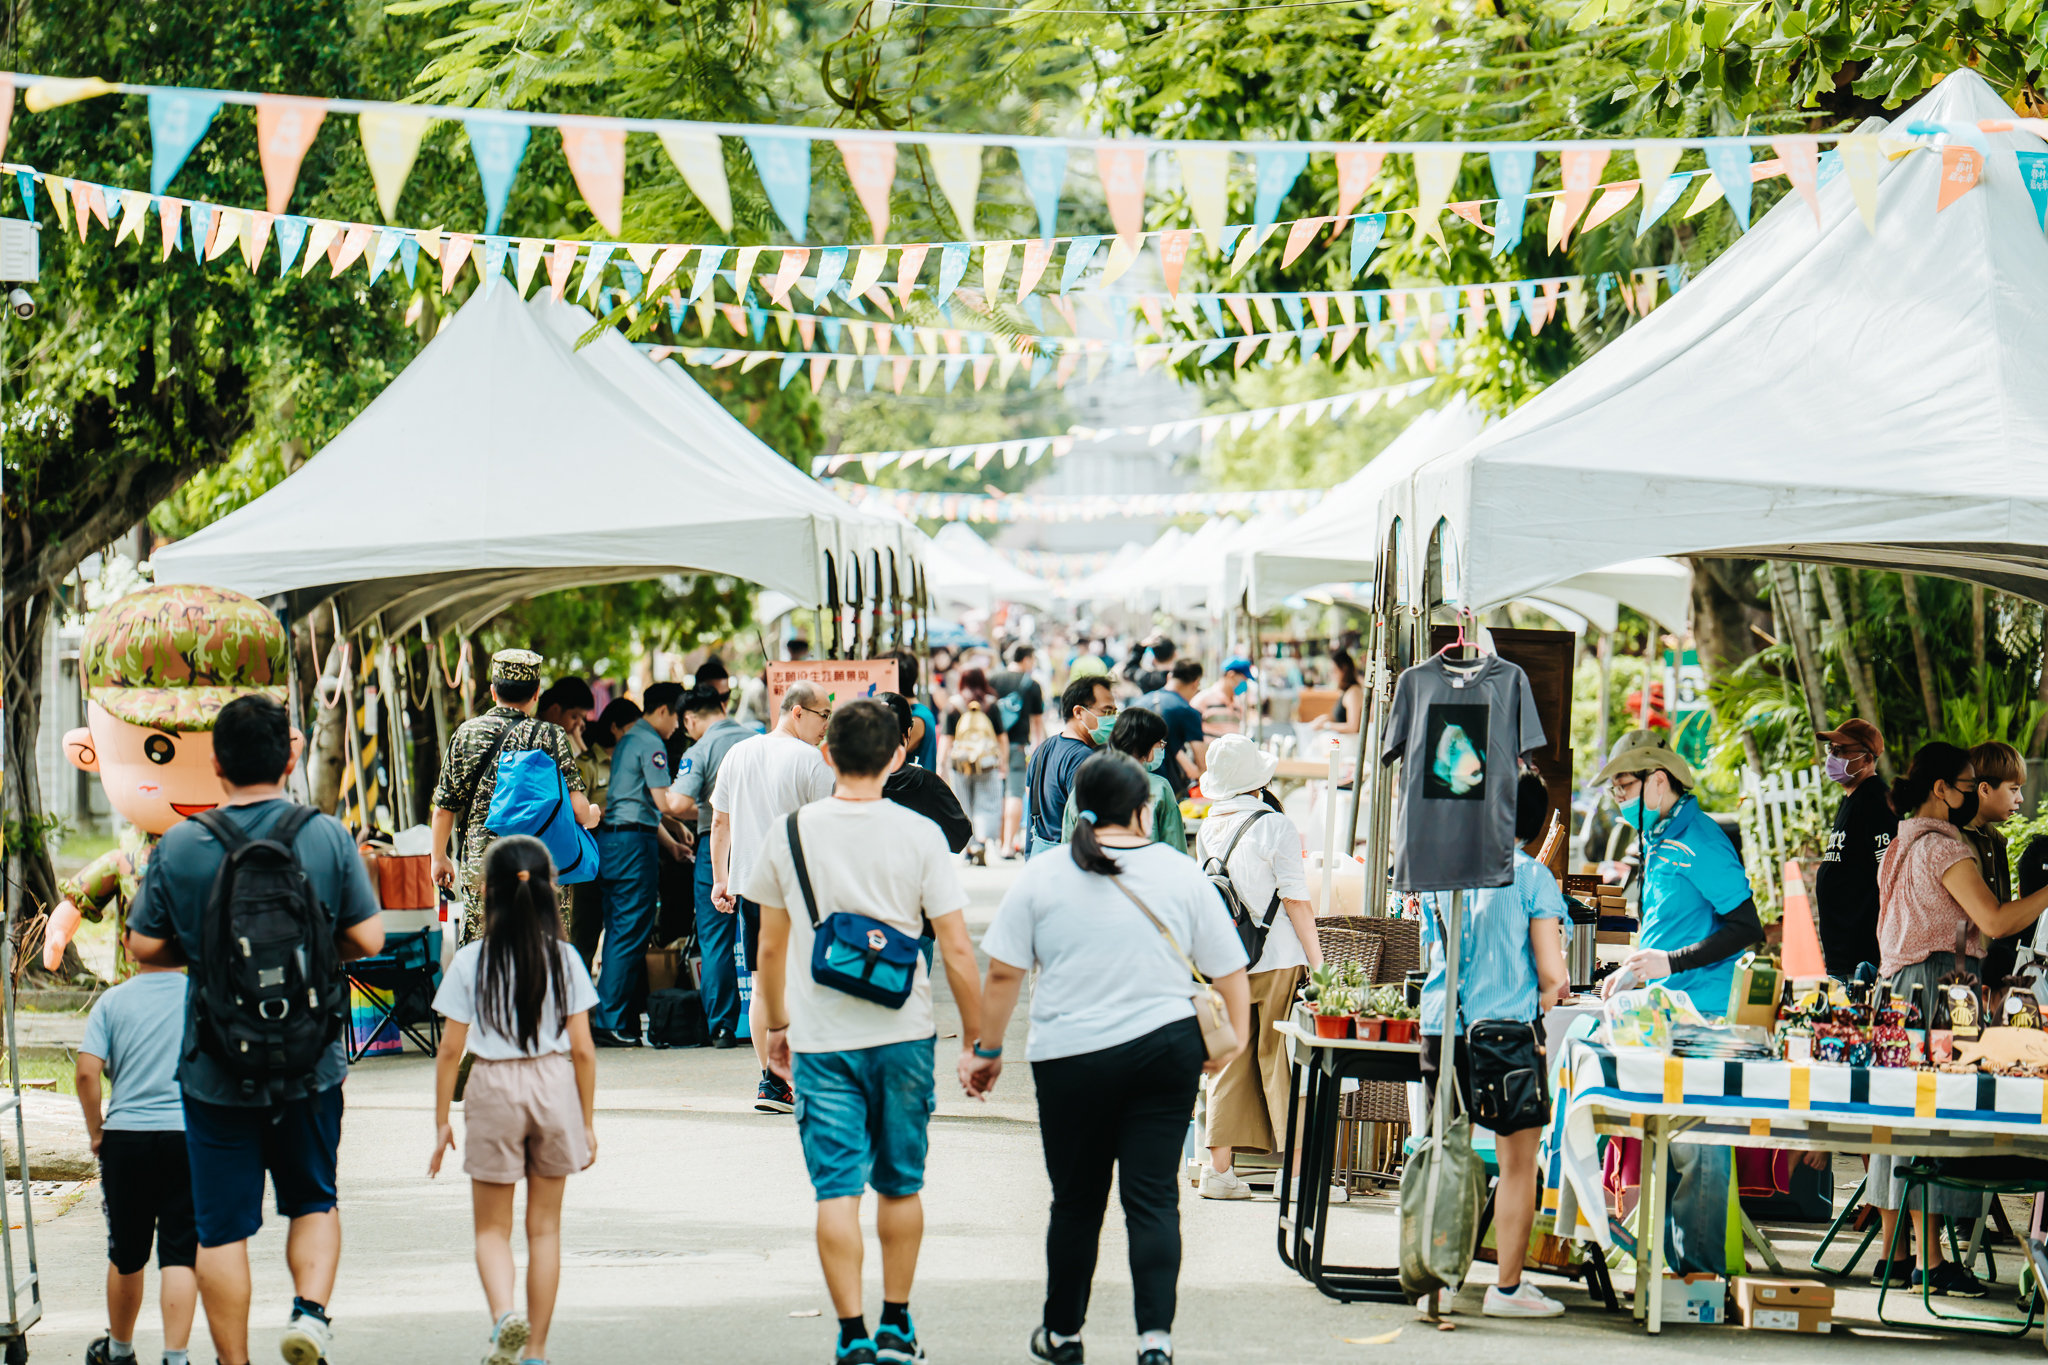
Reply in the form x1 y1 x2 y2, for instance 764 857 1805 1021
1127 516 1241 616
929 523 1058 609
153 288 909 633
1380 69 2048 611
1064 527 1188 605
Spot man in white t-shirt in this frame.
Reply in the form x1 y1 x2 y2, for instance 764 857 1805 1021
711 679 835 1113
745 698 983 1365
1191 734 1322 1200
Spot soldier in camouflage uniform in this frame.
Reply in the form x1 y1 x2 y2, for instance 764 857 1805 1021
429 649 597 939
48 584 290 972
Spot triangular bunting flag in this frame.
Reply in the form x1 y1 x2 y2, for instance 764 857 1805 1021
895 243 928 303
515 237 546 294
1348 213 1386 280
1580 181 1638 234
302 219 339 277
1557 147 1609 247
745 135 812 240
1411 149 1462 250
1098 143 1147 248
1017 237 1054 298
1487 149 1536 253
1158 229 1191 296
1938 143 1983 211
1017 145 1067 241
256 96 325 214
359 110 431 221
836 138 897 242
1252 148 1308 230
657 129 733 232
1702 139 1753 230
980 240 1012 298
274 215 309 276
562 122 627 236
147 91 222 195
1178 146 1229 252
1335 148 1385 219
928 141 983 239
1633 142 1686 237
2018 151 2048 230
467 118 531 235
1773 138 1822 226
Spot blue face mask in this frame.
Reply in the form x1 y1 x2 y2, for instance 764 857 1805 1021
1232 677 1248 696
1146 746 1166 772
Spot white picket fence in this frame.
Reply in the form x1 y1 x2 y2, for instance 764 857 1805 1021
1738 763 1827 910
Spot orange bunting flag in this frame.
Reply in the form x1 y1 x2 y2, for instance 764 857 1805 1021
1335 148 1386 220
1016 238 1053 299
547 239 578 301
1157 228 1192 296
1281 216 1330 266
1558 148 1609 249
256 96 326 214
1938 144 1983 211
836 138 898 243
1309 294 1328 329
329 222 372 275
1580 181 1639 234
770 247 810 305
894 243 928 304
1770 139 1821 227
562 123 627 236
1097 143 1148 249
1225 295 1255 336
441 233 473 294
1446 201 1491 233
70 180 94 240
156 198 183 260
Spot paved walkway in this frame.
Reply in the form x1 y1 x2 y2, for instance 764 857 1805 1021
17 861 2044 1362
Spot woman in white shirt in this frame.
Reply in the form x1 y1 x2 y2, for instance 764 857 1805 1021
971 753 1251 1365
1191 734 1323 1199
430 836 600 1365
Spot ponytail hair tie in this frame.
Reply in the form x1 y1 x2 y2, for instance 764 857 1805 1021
516 870 531 882
1080 810 1098 823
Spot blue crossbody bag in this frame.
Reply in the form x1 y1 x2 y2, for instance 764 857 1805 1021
785 810 920 1009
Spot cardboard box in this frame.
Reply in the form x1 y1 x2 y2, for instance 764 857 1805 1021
1658 1274 1727 1324
1733 1277 1833 1333
646 947 682 995
1728 957 1783 1028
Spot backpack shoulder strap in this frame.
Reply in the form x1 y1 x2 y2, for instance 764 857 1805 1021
190 808 250 856
454 716 525 837
271 803 320 849
785 810 823 929
1219 807 1271 865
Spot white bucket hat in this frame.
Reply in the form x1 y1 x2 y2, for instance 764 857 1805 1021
1200 733 1279 800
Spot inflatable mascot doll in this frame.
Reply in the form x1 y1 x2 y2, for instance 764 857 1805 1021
43 584 291 972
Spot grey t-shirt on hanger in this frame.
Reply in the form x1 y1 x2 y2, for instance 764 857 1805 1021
1380 653 1546 892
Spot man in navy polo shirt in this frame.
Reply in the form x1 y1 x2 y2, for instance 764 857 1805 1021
592 681 694 1047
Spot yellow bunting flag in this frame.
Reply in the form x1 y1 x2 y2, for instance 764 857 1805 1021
836 138 897 243
1938 143 1983 211
849 245 889 299
115 189 150 246
1099 234 1138 287
516 238 546 295
24 76 115 113
1177 146 1229 255
731 246 761 305
43 176 68 232
1838 135 1883 233
413 227 442 262
1016 238 1053 298
302 220 339 277
1410 149 1462 251
1226 222 1273 277
927 141 983 240
562 123 627 236
358 110 430 222
979 240 1012 299
256 96 326 215
648 244 689 297
1632 142 1684 229
1335 147 1386 220
208 208 244 261
1683 173 1724 219
656 129 732 233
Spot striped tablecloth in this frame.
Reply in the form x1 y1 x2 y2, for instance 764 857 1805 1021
1550 1036 2048 1249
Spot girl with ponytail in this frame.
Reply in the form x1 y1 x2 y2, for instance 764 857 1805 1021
430 835 600 1365
973 752 1252 1365
1866 744 2048 1294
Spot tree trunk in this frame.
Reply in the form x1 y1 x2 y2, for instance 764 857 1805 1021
1816 566 1893 781
1899 574 1943 734
2 591 59 943
2032 628 2048 759
1971 584 1987 728
1770 561 1831 741
1687 556 1766 681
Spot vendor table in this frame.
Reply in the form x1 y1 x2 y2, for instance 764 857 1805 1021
1275 1018 1421 1302
1552 1036 2048 1334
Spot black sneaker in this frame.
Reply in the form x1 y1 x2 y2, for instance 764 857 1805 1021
594 1028 643 1048
1919 1261 1989 1298
1030 1326 1083 1364
836 1339 880 1365
84 1337 115 1365
1137 1353 1170 1365
712 1029 739 1049
875 1317 926 1364
1870 1255 1915 1287
756 1070 795 1113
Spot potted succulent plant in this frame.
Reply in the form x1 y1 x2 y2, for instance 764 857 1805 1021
1384 998 1420 1044
1304 965 1354 1039
1353 984 1400 1042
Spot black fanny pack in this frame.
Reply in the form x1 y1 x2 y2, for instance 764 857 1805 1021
1464 1019 1548 1133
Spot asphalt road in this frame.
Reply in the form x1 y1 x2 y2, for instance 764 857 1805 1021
18 861 2047 1363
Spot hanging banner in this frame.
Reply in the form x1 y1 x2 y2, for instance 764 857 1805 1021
766 660 897 713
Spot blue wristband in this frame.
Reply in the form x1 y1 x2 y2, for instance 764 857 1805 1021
972 1041 1003 1059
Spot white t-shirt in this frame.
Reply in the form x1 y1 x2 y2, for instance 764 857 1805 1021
739 797 969 1054
712 731 835 889
1195 795 1310 973
981 842 1250 1062
432 939 599 1060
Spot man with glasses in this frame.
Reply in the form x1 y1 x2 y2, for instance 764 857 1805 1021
1813 717 1897 980
711 679 836 1111
1023 675 1117 859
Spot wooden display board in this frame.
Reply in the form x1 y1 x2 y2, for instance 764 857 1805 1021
766 659 899 713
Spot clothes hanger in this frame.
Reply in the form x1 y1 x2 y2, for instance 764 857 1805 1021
1432 606 1484 667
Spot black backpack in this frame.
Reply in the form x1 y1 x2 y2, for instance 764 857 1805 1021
189 807 348 1097
1203 808 1283 965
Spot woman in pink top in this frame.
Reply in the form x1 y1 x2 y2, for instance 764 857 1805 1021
1867 742 2048 1297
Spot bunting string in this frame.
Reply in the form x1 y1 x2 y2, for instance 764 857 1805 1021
2 67 1999 254
825 479 1321 523
807 378 1437 473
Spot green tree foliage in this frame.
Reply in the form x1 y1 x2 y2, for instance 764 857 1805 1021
479 576 755 677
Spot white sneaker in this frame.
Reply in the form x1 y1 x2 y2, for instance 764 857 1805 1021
1199 1169 1256 1200
280 1311 333 1365
483 1311 530 1365
1414 1294 1459 1317
1483 1282 1565 1318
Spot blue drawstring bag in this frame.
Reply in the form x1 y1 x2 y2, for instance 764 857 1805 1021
784 810 918 1008
486 740 600 885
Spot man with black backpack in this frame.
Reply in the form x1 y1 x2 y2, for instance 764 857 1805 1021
127 695 386 1365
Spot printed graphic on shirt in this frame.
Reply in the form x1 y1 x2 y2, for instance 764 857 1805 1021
1424 704 1488 801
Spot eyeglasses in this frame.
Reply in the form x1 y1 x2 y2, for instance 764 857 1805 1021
1606 774 1643 802
799 705 832 722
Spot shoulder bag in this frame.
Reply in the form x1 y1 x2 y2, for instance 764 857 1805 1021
1109 877 1240 1061
786 810 921 1009
1423 894 1549 1133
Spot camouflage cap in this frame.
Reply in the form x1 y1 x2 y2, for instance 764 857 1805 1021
82 584 289 731
490 648 544 683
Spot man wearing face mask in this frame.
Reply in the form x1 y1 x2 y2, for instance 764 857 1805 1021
1059 707 1186 853
1812 717 1897 980
1024 676 1116 859
1597 730 1763 1017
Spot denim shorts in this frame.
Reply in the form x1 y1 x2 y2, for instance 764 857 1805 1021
183 1086 343 1248
793 1036 937 1201
1005 744 1030 799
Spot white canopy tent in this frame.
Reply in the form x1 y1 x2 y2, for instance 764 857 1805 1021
1380 69 2048 612
153 287 911 634
1126 516 1241 616
1522 557 1695 634
929 522 1059 609
1063 527 1188 605
1235 398 1488 614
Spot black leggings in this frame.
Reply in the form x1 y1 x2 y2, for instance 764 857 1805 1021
1031 1015 1203 1337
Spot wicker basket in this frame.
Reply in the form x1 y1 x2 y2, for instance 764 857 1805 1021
1317 916 1421 984
1315 928 1384 985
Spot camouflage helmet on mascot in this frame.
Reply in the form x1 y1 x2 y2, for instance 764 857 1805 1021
80 584 289 731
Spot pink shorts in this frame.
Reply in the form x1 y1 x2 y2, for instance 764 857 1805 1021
461 1053 589 1183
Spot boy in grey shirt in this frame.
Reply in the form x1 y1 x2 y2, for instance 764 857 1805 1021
77 960 196 1365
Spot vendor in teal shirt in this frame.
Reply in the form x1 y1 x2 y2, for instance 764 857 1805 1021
1596 730 1762 1018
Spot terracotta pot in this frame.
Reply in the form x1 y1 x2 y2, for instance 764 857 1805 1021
1353 1017 1385 1041
1314 1014 1353 1040
1385 1019 1416 1043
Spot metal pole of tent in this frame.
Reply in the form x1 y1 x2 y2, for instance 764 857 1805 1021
376 633 410 829
1344 608 1384 855
278 599 314 807
1250 610 1263 745
338 609 370 838
426 624 452 790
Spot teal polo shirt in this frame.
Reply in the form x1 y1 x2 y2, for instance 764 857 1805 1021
1640 796 1753 1017
604 718 672 828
